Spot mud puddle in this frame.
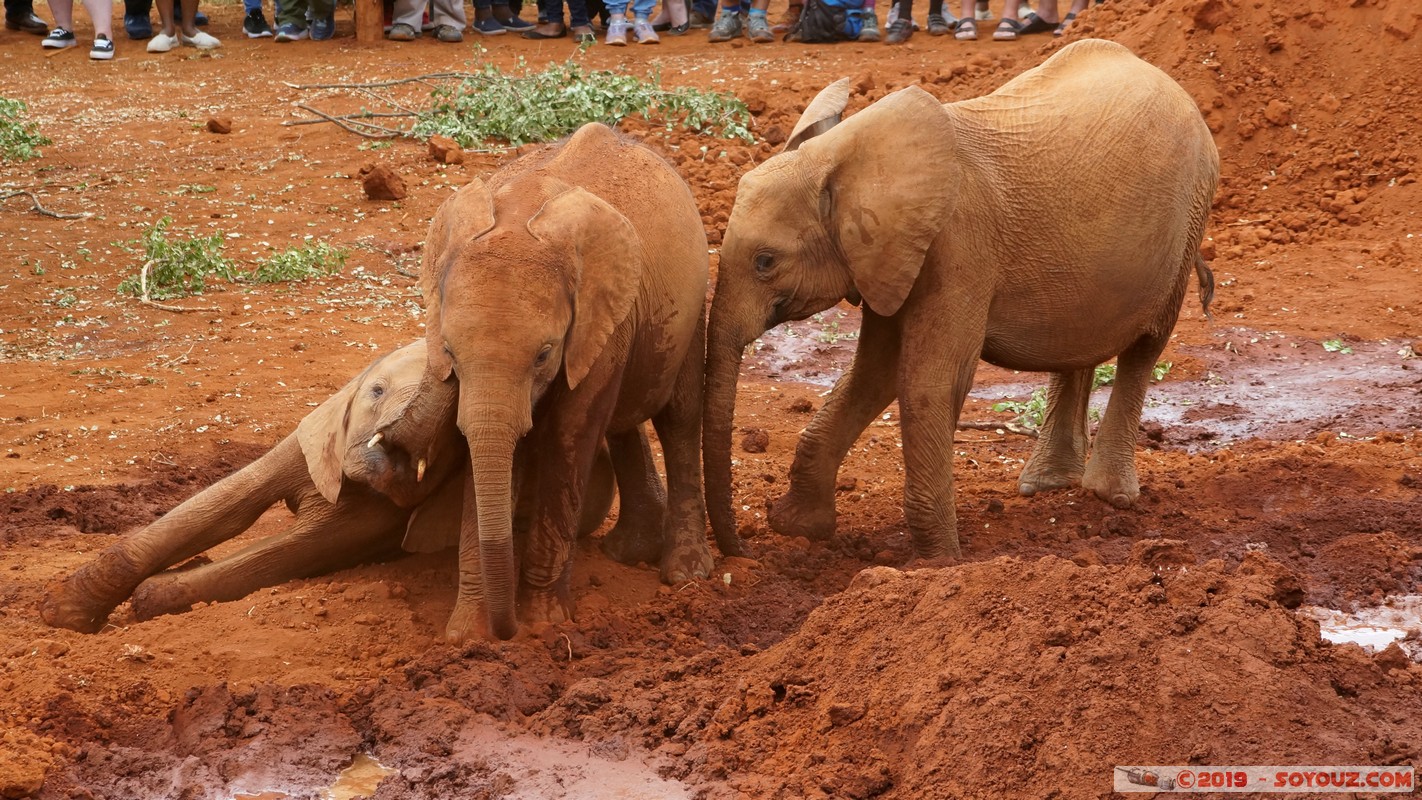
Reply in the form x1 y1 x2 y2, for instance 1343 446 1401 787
750 311 1420 448
1300 596 1422 661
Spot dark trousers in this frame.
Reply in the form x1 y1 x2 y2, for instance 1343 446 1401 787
4 0 36 17
537 0 591 27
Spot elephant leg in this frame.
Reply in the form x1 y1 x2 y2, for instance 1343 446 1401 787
40 436 305 633
651 315 715 582
897 313 985 560
1082 328 1170 508
600 424 668 569
769 309 901 541
1018 368 1093 496
130 491 407 621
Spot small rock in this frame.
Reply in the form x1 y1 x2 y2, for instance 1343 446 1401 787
205 116 232 134
427 135 464 164
827 702 866 727
740 428 769 453
1373 642 1410 672
361 165 407 201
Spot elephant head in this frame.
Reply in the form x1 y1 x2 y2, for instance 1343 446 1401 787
703 82 958 547
415 176 643 641
297 341 461 513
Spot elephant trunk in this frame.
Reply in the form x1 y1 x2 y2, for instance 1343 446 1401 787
375 365 459 504
466 419 521 641
703 317 751 556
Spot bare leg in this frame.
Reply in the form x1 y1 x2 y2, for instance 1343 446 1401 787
178 0 198 36
80 0 113 37
769 309 901 540
47 0 74 29
1018 367 1092 496
155 0 175 36
130 491 406 620
1082 328 1172 508
41 437 305 633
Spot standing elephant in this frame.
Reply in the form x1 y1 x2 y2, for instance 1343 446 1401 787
38 341 617 632
703 39 1219 560
382 122 736 642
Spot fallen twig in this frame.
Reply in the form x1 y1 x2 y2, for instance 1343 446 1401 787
956 420 1040 438
138 261 220 313
290 104 404 139
282 72 478 90
282 110 416 128
0 190 90 220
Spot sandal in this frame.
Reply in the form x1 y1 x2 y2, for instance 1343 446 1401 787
1016 12 1054 34
991 16 1019 39
1053 10 1075 36
926 12 952 35
954 17 976 39
520 22 566 37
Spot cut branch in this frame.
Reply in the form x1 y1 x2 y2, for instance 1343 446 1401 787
0 190 90 220
956 420 1040 438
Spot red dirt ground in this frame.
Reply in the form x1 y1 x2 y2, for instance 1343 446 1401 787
2 0 1421 797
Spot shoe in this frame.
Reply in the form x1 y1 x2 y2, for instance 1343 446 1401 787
745 11 771 41
473 15 505 33
856 11 877 40
770 1 799 33
1053 11 1075 36
974 0 991 20
274 22 309 40
519 23 565 37
1014 12 1054 34
194 10 208 25
243 9 273 36
604 16 627 44
433 23 462 39
954 17 975 39
688 9 712 27
632 17 659 42
884 16 910 43
707 8 741 41
310 11 335 39
6 13 49 33
571 24 595 42
41 26 76 47
90 34 114 58
926 12 952 35
180 29 221 47
122 13 152 38
146 31 178 50
495 14 533 29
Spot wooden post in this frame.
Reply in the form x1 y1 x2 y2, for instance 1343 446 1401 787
355 0 383 43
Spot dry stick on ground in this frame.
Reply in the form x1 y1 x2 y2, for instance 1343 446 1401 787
138 260 220 314
286 104 406 139
957 420 1039 438
0 190 90 220
281 73 478 91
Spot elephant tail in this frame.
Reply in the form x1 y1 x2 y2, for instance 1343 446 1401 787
1194 252 1215 321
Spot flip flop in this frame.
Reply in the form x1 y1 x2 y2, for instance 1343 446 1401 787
1053 11 1075 36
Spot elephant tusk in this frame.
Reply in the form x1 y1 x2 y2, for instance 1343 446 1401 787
416 458 427 482
367 432 383 449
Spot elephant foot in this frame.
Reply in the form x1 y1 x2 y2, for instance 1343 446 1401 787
601 518 664 568
523 584 575 627
1081 461 1139 509
909 528 963 562
444 600 489 643
767 490 837 541
129 575 200 622
1017 470 1083 498
660 537 714 585
39 578 116 634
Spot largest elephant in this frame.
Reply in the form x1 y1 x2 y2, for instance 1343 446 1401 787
704 39 1219 559
382 122 738 642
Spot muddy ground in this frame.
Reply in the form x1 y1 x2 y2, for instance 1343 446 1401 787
2 0 1422 797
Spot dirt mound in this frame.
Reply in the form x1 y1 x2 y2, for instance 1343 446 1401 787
541 552 1422 798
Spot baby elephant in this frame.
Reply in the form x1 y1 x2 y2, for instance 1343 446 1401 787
40 341 616 633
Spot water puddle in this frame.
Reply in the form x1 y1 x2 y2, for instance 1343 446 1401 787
231 754 395 800
1299 595 1422 660
748 311 1421 450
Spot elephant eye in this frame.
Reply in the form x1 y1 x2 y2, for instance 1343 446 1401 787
370 384 385 398
754 252 774 277
534 344 554 368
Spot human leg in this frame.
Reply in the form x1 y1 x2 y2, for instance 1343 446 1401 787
744 0 770 41
602 0 627 43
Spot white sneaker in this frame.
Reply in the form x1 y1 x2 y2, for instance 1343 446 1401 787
90 34 114 59
146 31 179 51
180 29 221 48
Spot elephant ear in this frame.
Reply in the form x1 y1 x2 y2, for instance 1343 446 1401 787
784 77 852 152
527 187 644 390
402 465 465 553
423 178 496 381
803 85 958 317
296 380 358 504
